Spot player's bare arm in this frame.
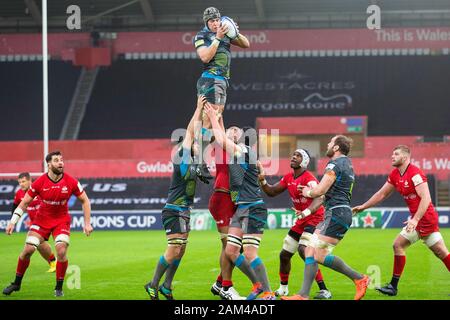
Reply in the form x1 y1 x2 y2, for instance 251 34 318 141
257 161 286 197
6 193 34 235
183 95 207 150
196 25 229 63
404 182 432 232
204 103 241 156
309 195 325 213
78 192 93 236
352 182 396 215
300 171 336 198
231 33 250 48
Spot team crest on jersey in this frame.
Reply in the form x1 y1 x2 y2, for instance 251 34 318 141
62 186 68 193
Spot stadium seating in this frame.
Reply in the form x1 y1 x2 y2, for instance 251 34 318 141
0 61 81 141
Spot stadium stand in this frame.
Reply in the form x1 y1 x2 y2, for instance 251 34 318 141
0 61 81 141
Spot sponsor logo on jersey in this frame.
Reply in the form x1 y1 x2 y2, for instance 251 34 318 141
403 193 417 200
43 200 62 205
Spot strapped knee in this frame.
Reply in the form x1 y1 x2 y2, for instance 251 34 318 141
299 232 313 247
55 234 70 246
168 238 188 246
282 235 298 254
243 235 261 249
310 233 335 254
227 234 242 248
26 236 41 249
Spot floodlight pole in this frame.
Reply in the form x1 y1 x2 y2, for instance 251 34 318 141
42 0 48 172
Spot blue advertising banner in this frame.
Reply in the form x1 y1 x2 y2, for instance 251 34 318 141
1 207 448 232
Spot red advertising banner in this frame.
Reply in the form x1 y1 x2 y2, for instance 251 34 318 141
115 28 450 53
0 138 448 179
257 116 367 135
1 27 449 56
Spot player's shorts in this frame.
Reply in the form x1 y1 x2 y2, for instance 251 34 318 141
416 215 440 238
208 191 236 228
162 209 190 235
400 219 441 247
230 202 267 234
316 205 353 240
290 212 324 237
196 76 228 105
29 221 71 241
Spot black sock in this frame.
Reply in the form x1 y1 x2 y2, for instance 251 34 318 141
55 280 64 291
390 276 400 289
317 280 327 291
14 275 23 286
280 281 288 285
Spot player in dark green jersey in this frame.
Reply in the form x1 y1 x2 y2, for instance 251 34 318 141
193 7 250 182
204 103 275 301
144 96 206 300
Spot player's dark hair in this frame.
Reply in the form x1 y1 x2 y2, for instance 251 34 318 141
393 145 411 155
18 172 31 180
334 135 352 156
45 150 62 163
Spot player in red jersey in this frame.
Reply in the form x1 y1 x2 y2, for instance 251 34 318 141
258 149 332 299
3 151 93 297
353 145 450 296
12 172 56 273
209 126 244 300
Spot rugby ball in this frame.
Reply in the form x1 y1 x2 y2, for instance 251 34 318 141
221 16 239 40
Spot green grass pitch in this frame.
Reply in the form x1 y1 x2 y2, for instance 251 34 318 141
1 229 449 300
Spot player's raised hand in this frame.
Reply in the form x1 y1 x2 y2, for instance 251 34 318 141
216 24 229 40
5 223 15 235
197 95 207 110
83 223 93 237
203 103 217 120
257 160 265 176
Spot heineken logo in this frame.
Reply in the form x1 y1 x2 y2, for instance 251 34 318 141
362 212 377 228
